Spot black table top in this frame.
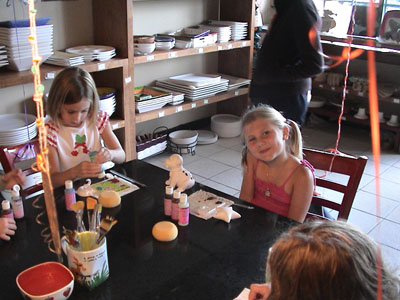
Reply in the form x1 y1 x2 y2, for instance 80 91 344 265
0 160 296 300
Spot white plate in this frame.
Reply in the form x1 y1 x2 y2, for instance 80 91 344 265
197 130 218 145
66 45 115 55
0 114 36 132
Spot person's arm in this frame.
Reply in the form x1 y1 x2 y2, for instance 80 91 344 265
96 123 125 164
248 283 271 300
239 152 256 203
48 146 102 188
0 218 17 241
287 165 314 223
0 169 26 189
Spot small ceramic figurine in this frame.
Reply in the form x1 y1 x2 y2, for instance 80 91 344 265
163 154 195 192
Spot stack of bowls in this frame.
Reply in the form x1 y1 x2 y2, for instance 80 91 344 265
211 114 242 138
134 35 155 55
168 130 198 154
155 36 175 51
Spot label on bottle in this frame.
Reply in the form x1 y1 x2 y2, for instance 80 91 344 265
164 198 172 216
178 207 189 226
171 202 179 221
65 189 76 211
11 199 24 219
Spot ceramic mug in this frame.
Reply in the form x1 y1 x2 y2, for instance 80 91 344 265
379 112 385 123
356 107 367 117
389 114 399 125
62 231 109 290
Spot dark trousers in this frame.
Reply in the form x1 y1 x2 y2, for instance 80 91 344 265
251 92 309 126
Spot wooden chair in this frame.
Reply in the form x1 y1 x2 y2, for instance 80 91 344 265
0 142 43 199
303 148 368 221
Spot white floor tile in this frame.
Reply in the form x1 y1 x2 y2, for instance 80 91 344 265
369 220 400 249
361 178 400 202
216 136 242 148
201 180 239 197
363 159 392 176
379 244 400 273
195 143 226 157
385 204 400 224
184 157 232 179
380 166 400 184
352 190 399 218
209 149 242 167
348 208 382 234
209 167 243 190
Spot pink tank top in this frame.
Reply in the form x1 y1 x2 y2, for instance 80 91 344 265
252 160 314 217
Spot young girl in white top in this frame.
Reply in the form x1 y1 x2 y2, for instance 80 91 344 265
239 105 314 223
46 67 125 187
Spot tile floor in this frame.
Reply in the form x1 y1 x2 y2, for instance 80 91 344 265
144 118 400 272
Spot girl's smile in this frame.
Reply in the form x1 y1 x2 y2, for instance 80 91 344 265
60 98 91 128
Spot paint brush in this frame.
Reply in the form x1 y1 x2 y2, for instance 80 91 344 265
70 201 86 232
86 197 97 231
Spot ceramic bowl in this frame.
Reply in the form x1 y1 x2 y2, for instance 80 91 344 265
134 35 155 44
169 130 198 145
211 114 242 138
16 262 74 300
134 43 155 55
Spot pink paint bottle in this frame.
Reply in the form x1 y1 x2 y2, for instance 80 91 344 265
11 185 24 219
164 186 174 216
1 200 14 219
64 180 76 211
178 193 189 226
171 190 180 221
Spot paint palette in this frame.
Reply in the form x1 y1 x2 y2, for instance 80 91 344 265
91 176 139 197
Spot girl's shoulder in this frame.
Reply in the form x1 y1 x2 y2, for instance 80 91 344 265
45 119 59 133
96 110 109 132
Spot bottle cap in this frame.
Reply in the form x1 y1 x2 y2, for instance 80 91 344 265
1 200 10 210
165 186 174 194
179 193 187 204
173 189 181 198
65 180 73 189
11 185 20 198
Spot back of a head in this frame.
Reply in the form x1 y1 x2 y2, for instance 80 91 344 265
46 67 99 125
267 221 400 300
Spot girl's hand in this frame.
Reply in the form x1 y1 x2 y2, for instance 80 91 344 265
1 169 26 189
0 218 17 241
95 147 112 164
75 161 102 178
248 283 271 300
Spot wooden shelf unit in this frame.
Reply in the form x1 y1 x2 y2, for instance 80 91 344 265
0 0 255 160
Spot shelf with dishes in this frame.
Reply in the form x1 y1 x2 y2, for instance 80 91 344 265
135 87 248 123
133 40 251 64
0 58 128 89
312 81 400 105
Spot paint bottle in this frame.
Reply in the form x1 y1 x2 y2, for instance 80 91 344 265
164 186 174 216
64 180 76 211
178 193 189 226
171 189 181 221
1 200 14 219
11 185 24 219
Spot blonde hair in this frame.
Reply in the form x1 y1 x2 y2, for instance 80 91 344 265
267 221 400 300
241 105 303 166
46 67 99 126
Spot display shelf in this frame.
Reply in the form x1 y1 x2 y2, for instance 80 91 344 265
109 119 125 130
135 87 248 123
0 58 128 89
312 82 400 105
134 40 251 64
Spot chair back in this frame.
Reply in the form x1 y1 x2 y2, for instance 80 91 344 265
303 148 368 221
0 142 43 199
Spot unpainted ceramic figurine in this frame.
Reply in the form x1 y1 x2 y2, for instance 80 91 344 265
163 154 195 191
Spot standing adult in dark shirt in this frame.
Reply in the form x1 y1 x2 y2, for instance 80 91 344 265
250 0 324 126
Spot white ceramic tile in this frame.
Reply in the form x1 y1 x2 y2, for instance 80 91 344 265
347 208 383 234
209 167 243 190
358 173 375 189
361 178 400 202
180 152 203 164
216 136 242 148
195 143 226 157
380 166 400 184
369 220 400 249
385 204 400 224
379 244 400 272
352 190 399 218
209 149 242 167
363 159 391 176
201 180 239 197
362 150 400 166
231 142 245 153
192 174 208 184
184 157 231 179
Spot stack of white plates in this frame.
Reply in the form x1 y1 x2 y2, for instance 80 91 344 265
154 87 185 106
156 73 229 101
0 22 54 71
219 74 251 90
208 20 248 41
0 45 7 68
97 87 116 117
135 86 173 113
45 50 85 67
199 24 231 42
0 113 37 146
66 45 116 62
155 36 175 51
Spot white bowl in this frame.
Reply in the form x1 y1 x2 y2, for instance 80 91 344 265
134 43 155 55
169 130 198 145
211 114 242 138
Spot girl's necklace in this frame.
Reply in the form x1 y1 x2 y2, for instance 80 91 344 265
265 165 271 197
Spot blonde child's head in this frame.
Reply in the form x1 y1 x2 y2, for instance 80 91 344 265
46 67 99 126
241 105 303 166
266 221 400 300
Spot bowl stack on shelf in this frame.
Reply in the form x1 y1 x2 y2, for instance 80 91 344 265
156 73 229 101
155 35 175 51
97 87 116 117
134 35 156 55
0 45 7 68
66 45 116 62
0 17 53 71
